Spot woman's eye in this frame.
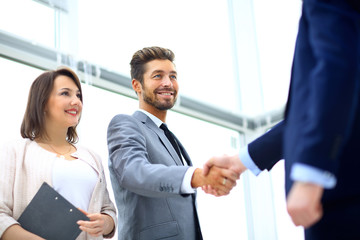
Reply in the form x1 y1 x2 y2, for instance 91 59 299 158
76 93 82 99
60 91 69 96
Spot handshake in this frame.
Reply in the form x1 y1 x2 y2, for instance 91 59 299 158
191 154 246 197
196 154 325 229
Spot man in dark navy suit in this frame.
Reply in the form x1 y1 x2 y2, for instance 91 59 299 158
204 0 360 239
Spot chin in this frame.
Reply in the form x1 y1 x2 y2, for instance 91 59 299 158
67 122 79 127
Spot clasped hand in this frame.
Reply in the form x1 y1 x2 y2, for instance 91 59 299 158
77 209 114 237
201 154 325 228
201 154 245 197
286 181 324 228
191 165 239 197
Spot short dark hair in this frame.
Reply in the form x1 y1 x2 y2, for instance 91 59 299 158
20 67 83 143
130 46 175 84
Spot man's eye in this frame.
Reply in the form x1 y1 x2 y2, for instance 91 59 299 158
170 75 177 80
154 74 161 78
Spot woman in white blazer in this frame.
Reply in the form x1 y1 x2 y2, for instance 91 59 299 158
0 67 116 240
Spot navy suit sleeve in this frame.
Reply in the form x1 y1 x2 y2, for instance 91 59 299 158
248 121 284 171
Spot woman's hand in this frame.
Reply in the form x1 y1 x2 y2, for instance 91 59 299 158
77 209 115 237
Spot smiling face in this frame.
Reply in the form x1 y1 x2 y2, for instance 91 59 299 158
45 75 83 130
133 59 178 117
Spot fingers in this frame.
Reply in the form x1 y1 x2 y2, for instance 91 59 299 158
220 168 240 182
212 167 238 188
286 182 324 228
78 208 88 216
203 159 214 176
203 154 246 177
202 185 219 196
77 213 105 237
202 166 238 195
287 201 323 228
217 177 236 194
202 185 225 197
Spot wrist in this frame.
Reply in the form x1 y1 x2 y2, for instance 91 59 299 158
102 214 115 236
191 168 204 188
291 181 324 202
294 181 324 192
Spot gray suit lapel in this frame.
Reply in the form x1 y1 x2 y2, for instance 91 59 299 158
133 111 183 166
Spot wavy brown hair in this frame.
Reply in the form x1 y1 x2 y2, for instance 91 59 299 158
20 67 83 143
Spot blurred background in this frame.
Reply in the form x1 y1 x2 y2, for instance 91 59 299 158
0 0 304 239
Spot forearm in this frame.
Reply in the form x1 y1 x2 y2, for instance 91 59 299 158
108 120 187 197
1 224 45 240
248 121 284 171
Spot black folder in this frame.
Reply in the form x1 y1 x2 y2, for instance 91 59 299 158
18 182 89 240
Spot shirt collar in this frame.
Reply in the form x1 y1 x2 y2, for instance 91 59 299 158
138 109 163 128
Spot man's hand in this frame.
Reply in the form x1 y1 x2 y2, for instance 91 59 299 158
203 154 247 176
191 166 238 196
200 154 246 196
287 182 324 228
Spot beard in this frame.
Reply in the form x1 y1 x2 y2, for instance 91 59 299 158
142 86 177 111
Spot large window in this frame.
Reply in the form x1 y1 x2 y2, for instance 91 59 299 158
77 0 241 114
0 0 305 239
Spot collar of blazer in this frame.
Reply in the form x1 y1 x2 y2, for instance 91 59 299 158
133 111 184 166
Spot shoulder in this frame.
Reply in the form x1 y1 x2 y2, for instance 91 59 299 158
108 113 139 128
109 113 134 123
0 138 33 166
0 138 31 152
108 113 145 133
109 111 148 125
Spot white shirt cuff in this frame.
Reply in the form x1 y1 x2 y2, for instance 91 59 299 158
181 167 196 193
290 163 337 189
239 146 261 176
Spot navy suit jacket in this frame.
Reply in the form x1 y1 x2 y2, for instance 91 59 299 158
248 0 360 238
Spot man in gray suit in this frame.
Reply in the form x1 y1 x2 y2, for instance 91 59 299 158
107 46 238 240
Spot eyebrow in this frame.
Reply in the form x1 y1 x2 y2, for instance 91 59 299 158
59 87 80 92
152 70 177 75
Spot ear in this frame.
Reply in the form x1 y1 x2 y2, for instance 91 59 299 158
132 79 142 95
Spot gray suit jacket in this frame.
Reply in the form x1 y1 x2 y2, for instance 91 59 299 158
107 111 201 240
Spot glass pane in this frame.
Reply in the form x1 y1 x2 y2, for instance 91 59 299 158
0 57 42 144
252 0 302 112
270 161 305 240
77 0 240 114
167 112 248 239
0 0 55 48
